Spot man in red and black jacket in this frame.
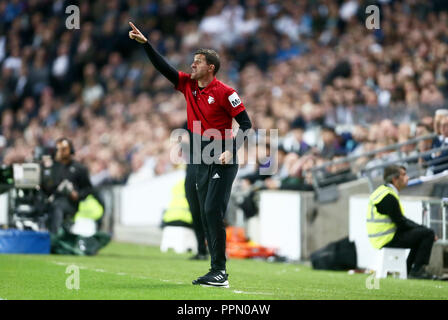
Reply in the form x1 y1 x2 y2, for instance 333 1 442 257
129 22 252 288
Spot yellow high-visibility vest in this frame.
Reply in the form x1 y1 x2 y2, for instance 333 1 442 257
366 184 404 249
74 194 104 222
162 179 192 225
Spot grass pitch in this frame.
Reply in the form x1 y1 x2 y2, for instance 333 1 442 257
0 241 447 300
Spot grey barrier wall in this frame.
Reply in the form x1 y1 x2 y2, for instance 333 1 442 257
98 185 163 246
299 178 371 259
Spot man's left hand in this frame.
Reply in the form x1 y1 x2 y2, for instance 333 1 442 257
218 150 233 165
70 190 79 202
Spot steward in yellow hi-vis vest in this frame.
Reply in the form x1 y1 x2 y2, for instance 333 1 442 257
74 194 104 222
162 178 193 228
366 165 436 280
367 184 403 249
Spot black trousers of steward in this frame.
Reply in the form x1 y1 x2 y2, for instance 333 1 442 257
384 225 435 272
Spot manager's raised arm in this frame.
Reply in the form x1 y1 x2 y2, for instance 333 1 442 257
128 21 178 86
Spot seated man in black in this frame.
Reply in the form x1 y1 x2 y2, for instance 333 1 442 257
367 165 437 279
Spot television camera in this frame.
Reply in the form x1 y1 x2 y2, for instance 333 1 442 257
1 147 55 232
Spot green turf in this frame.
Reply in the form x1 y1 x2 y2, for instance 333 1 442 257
0 241 447 300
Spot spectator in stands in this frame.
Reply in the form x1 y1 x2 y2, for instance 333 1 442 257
323 150 357 186
367 165 436 279
396 123 418 163
364 140 398 178
379 119 398 145
281 117 310 156
126 150 156 185
348 125 369 156
319 125 344 159
432 109 448 148
266 153 318 191
262 145 304 191
429 116 448 174
416 122 434 167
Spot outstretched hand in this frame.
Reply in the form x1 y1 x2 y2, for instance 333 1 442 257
128 22 147 44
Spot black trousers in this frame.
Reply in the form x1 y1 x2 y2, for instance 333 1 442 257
49 197 77 234
384 225 435 272
191 162 238 271
185 164 207 255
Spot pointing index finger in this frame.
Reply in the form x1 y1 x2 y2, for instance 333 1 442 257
129 22 138 32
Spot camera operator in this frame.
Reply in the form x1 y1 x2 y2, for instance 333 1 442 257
45 137 93 234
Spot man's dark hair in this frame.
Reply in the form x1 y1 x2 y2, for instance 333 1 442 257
290 116 306 130
321 125 336 134
55 137 75 155
195 48 220 75
416 121 432 133
384 165 406 183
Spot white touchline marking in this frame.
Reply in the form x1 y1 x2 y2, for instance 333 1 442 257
51 261 276 294
0 297 7 300
53 261 278 294
49 261 185 285
51 261 87 269
233 290 275 296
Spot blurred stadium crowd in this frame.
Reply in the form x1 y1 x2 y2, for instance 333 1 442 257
1 0 448 190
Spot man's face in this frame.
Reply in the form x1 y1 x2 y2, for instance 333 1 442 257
190 54 213 80
322 130 335 145
292 128 304 141
55 140 72 162
435 114 444 134
394 168 409 191
415 125 427 137
441 118 448 138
